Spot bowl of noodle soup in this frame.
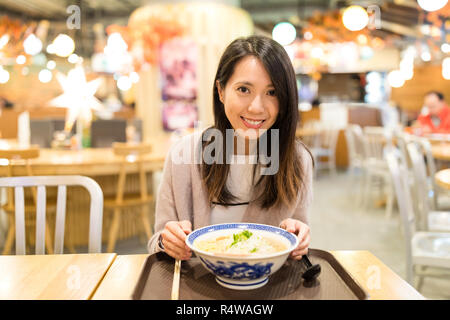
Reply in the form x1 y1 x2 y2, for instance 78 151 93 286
185 223 299 290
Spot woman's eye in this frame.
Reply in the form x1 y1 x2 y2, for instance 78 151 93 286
267 89 276 96
237 87 249 93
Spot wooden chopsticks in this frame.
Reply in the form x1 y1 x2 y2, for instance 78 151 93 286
171 259 181 300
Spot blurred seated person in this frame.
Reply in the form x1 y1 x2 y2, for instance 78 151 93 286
311 98 320 109
414 91 450 134
0 96 14 110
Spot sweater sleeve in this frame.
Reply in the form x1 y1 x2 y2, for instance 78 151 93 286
291 143 314 225
147 144 179 255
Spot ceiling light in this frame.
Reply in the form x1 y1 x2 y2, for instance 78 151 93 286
443 57 450 80
441 43 450 53
417 0 448 12
47 60 56 70
23 34 42 56
304 31 313 41
53 34 75 57
16 55 26 65
0 34 9 49
342 6 369 31
387 70 405 88
117 76 132 91
68 53 79 64
421 51 431 61
130 72 140 83
272 22 297 46
0 68 10 84
38 69 52 83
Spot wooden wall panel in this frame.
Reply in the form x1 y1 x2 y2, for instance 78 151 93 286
391 64 450 112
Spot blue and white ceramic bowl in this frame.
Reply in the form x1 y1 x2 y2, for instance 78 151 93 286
185 223 299 290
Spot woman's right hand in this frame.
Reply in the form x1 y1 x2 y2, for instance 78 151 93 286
161 220 192 260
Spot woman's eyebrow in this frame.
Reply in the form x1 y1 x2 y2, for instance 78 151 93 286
234 81 274 88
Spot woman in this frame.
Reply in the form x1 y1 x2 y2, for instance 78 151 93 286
147 35 313 261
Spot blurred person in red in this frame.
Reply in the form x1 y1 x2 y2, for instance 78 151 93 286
415 91 450 134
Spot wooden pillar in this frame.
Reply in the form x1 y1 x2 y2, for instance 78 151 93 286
129 2 253 141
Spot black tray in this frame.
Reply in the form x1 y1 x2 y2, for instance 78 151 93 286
132 249 368 300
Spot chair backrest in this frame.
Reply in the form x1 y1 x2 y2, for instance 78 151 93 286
0 146 40 210
344 126 357 160
385 148 415 282
0 175 103 255
363 126 392 161
91 119 127 148
407 141 433 230
299 121 321 149
319 128 339 151
112 142 152 204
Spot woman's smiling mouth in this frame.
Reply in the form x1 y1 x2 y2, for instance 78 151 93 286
240 116 266 129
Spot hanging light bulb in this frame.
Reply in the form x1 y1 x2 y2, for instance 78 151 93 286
52 34 75 57
387 70 405 88
130 71 140 83
272 22 297 46
117 76 132 91
47 60 56 70
421 51 431 61
23 34 42 56
443 57 450 80
0 34 9 49
417 0 448 12
303 31 313 41
38 69 52 83
46 43 56 54
342 6 369 31
441 43 450 53
0 68 10 84
68 53 79 64
16 55 27 65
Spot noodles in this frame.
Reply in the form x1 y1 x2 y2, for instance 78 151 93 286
194 229 287 255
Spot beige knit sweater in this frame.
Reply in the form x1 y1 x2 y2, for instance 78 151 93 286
147 131 314 254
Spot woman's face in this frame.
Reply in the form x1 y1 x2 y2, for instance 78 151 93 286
217 56 279 137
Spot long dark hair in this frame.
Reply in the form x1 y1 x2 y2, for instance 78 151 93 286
200 35 310 210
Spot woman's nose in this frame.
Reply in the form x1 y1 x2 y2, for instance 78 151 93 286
248 95 265 113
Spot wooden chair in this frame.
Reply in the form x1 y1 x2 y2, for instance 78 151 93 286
0 146 55 254
0 175 103 254
105 142 154 253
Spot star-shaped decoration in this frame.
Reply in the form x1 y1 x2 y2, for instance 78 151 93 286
50 65 104 132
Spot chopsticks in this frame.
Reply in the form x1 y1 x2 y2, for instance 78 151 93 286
171 259 181 300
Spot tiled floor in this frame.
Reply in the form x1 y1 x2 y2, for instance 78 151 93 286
1 170 449 299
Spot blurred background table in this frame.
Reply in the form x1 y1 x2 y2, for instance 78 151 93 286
431 143 450 162
0 138 170 251
435 169 450 190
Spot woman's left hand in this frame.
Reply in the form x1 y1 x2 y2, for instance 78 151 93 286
279 218 310 260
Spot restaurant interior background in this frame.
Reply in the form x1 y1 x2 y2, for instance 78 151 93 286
0 0 449 299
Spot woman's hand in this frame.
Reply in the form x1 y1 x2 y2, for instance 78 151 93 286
161 220 192 260
279 218 310 260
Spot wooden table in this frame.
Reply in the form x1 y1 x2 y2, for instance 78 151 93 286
435 169 450 190
92 251 424 300
0 253 116 299
0 139 170 247
431 143 450 161
0 143 168 176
